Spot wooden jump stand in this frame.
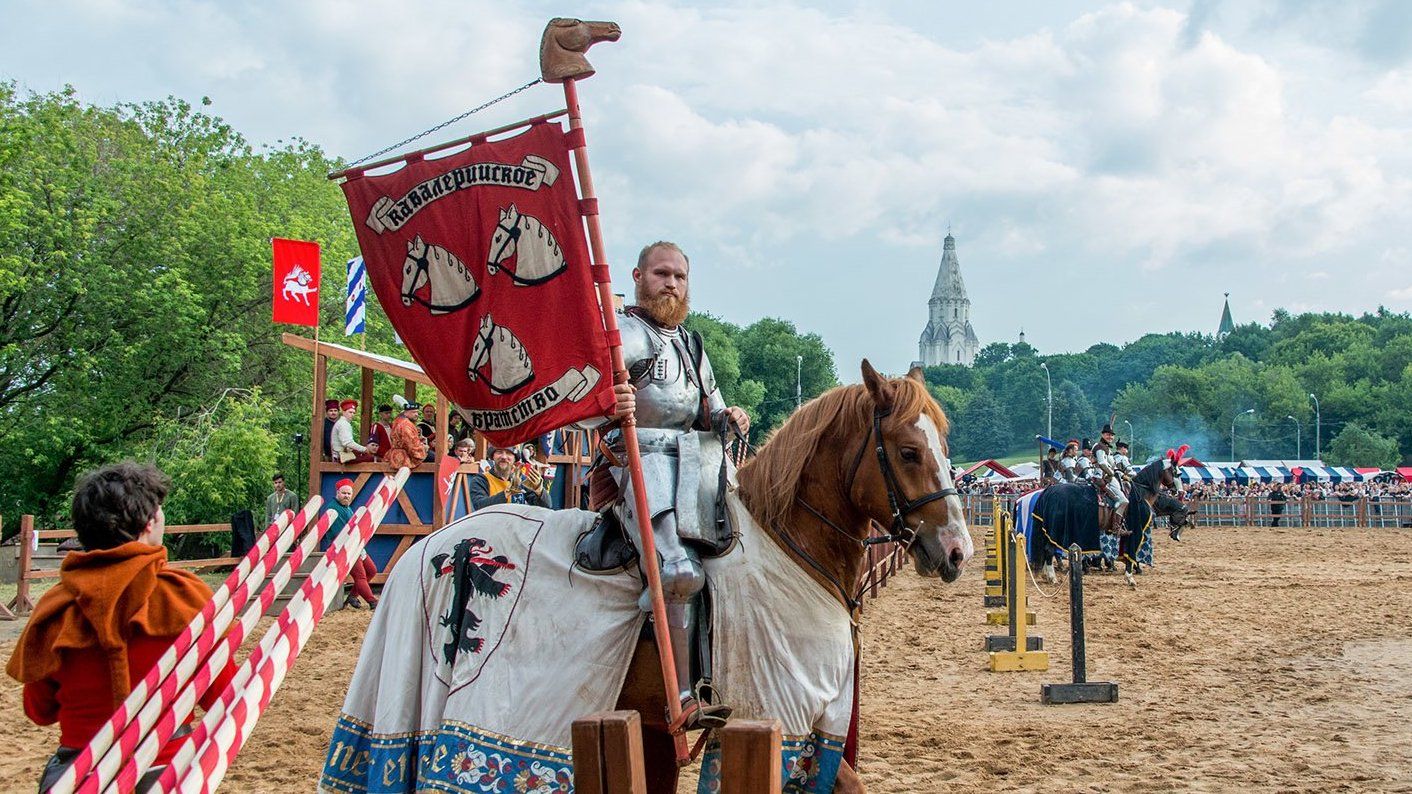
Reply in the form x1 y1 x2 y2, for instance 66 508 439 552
986 510 1048 672
1041 544 1119 704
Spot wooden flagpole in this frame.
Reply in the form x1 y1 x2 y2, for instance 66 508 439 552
544 18 690 764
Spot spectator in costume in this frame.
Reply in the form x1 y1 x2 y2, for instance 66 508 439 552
264 472 300 527
368 404 394 461
469 443 548 510
326 478 378 610
321 399 340 461
331 400 377 464
7 462 235 791
384 402 428 471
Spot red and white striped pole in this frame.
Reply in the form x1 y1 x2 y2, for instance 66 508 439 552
93 504 337 793
52 498 324 794
160 468 410 792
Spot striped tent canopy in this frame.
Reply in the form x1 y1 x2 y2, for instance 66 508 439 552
1291 466 1370 483
1231 466 1295 483
1179 466 1239 482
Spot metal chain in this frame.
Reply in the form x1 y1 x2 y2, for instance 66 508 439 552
345 78 543 169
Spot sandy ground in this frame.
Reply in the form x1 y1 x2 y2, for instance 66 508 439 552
2 525 1410 792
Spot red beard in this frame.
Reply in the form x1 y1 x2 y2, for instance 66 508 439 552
635 286 689 328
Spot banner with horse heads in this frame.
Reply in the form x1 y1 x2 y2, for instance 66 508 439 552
339 121 614 445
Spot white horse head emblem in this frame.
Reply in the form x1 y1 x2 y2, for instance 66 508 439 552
467 314 535 395
401 235 480 315
281 265 316 305
486 205 568 286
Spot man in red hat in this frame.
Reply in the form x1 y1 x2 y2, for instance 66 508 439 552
331 400 377 465
321 399 340 461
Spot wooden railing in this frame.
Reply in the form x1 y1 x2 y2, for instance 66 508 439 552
5 515 238 618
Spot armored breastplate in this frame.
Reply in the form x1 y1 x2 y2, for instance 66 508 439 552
620 313 703 431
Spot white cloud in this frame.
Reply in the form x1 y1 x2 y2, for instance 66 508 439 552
4 1 1412 372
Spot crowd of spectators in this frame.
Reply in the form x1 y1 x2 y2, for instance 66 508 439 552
953 474 1412 504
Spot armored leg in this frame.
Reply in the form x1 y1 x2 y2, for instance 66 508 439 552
1106 479 1129 519
617 503 730 729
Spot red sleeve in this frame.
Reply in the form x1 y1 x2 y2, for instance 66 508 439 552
23 678 60 725
198 655 239 712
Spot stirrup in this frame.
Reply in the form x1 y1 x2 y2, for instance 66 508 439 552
671 683 732 733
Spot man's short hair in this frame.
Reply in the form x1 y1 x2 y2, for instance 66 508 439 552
636 241 689 271
272 473 285 482
72 462 171 551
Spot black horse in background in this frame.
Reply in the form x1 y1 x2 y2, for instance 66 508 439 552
1022 454 1197 586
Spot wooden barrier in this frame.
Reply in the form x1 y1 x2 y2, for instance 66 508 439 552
6 515 239 617
571 712 782 794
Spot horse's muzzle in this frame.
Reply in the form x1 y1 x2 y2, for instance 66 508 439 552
912 523 971 583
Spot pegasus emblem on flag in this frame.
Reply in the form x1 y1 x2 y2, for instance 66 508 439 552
281 264 317 306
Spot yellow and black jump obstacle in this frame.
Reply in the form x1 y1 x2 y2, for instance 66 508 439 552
986 513 1047 671
1041 544 1119 703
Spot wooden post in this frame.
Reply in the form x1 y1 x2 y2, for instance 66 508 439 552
571 711 646 794
359 367 374 442
434 399 450 529
9 515 36 615
309 354 328 503
404 379 417 403
720 719 782 794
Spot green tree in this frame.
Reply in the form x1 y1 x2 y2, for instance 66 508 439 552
954 388 1009 462
736 318 838 440
1326 423 1400 469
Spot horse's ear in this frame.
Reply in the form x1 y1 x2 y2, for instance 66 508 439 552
861 359 890 409
906 366 925 384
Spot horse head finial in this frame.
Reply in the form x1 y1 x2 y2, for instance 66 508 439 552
539 18 622 83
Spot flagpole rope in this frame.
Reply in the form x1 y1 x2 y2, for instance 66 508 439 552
344 79 544 169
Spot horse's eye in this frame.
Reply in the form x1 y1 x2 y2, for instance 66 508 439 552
900 447 920 463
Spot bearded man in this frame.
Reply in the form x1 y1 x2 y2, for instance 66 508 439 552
591 241 750 730
469 443 548 510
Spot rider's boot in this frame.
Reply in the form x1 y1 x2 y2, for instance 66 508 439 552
665 597 730 731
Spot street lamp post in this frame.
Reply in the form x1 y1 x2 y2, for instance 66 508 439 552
1039 362 1052 439
1286 415 1301 460
795 355 803 411
1231 408 1254 462
1123 419 1134 459
1308 393 1321 461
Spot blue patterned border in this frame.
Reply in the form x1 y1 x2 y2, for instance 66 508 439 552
321 715 573 793
697 732 845 793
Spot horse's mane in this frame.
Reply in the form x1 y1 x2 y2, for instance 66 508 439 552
737 374 950 531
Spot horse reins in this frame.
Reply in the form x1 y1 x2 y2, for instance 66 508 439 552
777 405 960 613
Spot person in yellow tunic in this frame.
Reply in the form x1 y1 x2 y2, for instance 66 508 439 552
469 443 548 510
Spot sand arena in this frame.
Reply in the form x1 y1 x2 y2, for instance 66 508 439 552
2 524 1410 791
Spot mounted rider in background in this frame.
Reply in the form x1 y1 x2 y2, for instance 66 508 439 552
1092 425 1129 521
1058 440 1082 483
590 241 750 730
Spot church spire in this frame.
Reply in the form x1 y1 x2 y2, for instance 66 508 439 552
1218 293 1235 339
930 231 968 302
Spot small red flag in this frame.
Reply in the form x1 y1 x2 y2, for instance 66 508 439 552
437 454 461 505
272 238 321 326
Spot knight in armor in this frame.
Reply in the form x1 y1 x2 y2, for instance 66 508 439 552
1092 425 1129 519
1058 440 1082 483
1113 441 1139 480
594 241 750 730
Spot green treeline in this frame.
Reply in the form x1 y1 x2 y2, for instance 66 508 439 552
929 311 1409 468
0 86 837 530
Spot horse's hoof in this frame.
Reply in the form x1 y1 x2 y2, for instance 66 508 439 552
1124 572 1136 588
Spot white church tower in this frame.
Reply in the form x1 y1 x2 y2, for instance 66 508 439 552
916 231 979 367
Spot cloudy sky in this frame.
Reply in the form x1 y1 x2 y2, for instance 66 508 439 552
5 1 1412 376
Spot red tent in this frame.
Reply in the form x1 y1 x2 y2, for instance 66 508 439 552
960 459 1019 479
1398 467 1412 482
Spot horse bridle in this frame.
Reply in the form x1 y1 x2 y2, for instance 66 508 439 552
401 248 434 309
488 218 522 265
780 405 960 612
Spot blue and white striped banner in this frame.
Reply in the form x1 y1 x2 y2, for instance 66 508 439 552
345 255 366 336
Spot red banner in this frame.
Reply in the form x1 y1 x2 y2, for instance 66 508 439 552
340 122 614 446
272 238 321 327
